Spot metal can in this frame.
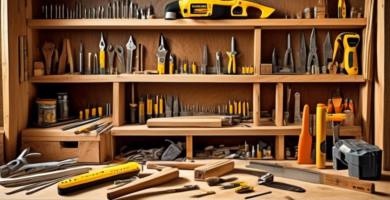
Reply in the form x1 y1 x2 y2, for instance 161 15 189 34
37 99 57 125
57 92 69 120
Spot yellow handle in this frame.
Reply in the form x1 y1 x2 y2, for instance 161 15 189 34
158 64 165 75
192 63 197 74
85 109 90 120
100 51 105 68
231 1 275 18
227 53 233 74
98 107 103 117
229 105 233 115
232 55 236 74
91 108 96 117
243 102 246 116
184 63 187 73
79 111 83 121
169 62 174 74
159 98 163 114
154 104 158 115
147 99 153 115
238 101 241 115
234 102 237 115
242 66 246 74
316 104 327 169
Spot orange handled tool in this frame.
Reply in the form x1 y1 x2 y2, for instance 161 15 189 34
297 105 313 164
99 32 106 74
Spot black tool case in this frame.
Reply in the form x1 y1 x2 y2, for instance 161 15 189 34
333 139 382 180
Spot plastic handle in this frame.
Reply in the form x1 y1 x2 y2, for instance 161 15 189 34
99 51 105 68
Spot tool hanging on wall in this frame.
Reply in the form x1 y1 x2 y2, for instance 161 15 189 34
41 42 55 75
330 33 360 75
298 31 306 74
99 32 106 74
115 45 125 74
126 35 136 74
307 28 319 75
164 0 275 20
201 44 208 74
282 33 294 73
107 44 115 75
323 32 333 74
227 36 237 74
297 105 313 164
157 34 168 75
58 38 74 74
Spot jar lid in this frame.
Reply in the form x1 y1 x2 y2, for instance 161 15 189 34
36 99 57 105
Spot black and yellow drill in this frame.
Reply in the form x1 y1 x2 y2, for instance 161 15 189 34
165 0 275 20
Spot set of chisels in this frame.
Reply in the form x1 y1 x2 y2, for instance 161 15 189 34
42 1 155 19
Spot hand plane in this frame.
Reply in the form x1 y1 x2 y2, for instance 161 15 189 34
164 0 275 20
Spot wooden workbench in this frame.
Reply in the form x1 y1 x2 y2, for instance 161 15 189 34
1 160 389 200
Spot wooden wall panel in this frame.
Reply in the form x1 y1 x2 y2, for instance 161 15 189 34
0 3 3 127
37 0 365 19
36 29 254 75
260 84 276 114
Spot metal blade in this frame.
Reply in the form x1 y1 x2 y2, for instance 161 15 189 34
323 32 333 67
310 28 317 51
287 33 291 49
203 44 207 65
231 36 235 53
299 31 307 69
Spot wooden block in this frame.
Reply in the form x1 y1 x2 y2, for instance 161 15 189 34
194 160 234 181
147 118 222 128
107 168 179 200
275 83 284 127
261 64 273 75
34 61 45 76
344 111 355 126
275 136 285 160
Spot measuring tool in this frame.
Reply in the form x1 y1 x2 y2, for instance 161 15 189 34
331 32 360 75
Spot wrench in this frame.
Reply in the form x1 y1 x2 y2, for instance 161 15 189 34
116 45 125 74
107 44 115 75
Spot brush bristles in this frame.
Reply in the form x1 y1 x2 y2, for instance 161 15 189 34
206 177 221 186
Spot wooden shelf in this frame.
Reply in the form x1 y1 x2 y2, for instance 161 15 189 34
111 123 361 137
28 74 366 83
27 19 367 30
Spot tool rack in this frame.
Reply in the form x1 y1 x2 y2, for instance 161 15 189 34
3 0 374 162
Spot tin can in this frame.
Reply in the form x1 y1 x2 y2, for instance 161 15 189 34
37 99 57 125
57 92 69 119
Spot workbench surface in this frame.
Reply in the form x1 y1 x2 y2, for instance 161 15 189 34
1 160 389 200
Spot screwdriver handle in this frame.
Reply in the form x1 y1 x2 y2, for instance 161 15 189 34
227 53 233 74
169 62 174 74
158 63 165 75
100 50 105 74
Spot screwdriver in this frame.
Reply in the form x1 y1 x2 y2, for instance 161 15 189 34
139 97 145 125
159 95 164 117
169 53 174 74
243 101 246 117
154 95 159 118
242 66 246 75
238 101 242 115
192 62 197 74
246 102 250 117
130 83 137 124
183 56 188 74
234 101 237 115
99 32 106 74
229 101 233 115
98 107 103 117
79 110 83 120
147 94 153 121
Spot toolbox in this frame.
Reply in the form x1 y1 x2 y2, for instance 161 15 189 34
333 139 382 180
21 127 109 163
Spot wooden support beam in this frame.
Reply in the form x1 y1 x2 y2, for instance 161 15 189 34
253 83 261 126
375 0 390 171
186 135 193 159
254 28 261 75
275 136 285 160
275 83 284 127
113 83 125 127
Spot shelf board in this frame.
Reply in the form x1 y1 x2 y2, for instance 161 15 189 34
28 74 366 83
111 123 361 137
27 18 367 30
22 118 112 141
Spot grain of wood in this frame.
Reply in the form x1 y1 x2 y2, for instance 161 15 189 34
275 135 285 160
253 83 261 126
113 82 125 127
186 135 193 159
275 83 283 126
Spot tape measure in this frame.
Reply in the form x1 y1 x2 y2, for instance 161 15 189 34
58 162 140 195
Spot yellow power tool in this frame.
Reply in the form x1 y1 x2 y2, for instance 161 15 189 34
331 33 360 75
164 0 275 20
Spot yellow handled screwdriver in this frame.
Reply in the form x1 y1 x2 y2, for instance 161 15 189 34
169 53 174 74
192 62 197 74
227 36 237 74
183 56 188 74
147 94 153 121
99 32 106 74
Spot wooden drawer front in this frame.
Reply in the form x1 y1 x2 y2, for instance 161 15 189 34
21 141 101 163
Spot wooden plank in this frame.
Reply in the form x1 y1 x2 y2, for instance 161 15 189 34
253 83 261 126
27 19 367 30
275 83 284 127
254 28 261 75
186 135 193 159
275 135 285 160
375 0 390 171
28 74 366 83
0 128 4 165
113 83 125 127
111 124 361 137
147 118 222 128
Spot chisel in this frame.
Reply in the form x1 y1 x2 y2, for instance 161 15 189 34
139 97 145 125
130 83 137 124
147 94 153 121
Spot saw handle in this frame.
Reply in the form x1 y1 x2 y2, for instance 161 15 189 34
230 0 275 18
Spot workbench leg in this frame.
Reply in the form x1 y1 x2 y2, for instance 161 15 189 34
253 83 261 126
275 136 285 160
113 82 125 127
275 83 284 127
186 135 193 160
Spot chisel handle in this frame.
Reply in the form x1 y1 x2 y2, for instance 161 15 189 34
183 63 187 73
169 62 174 74
158 63 165 75
100 50 105 74
228 53 233 74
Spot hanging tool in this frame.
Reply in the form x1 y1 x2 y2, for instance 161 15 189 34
183 56 188 74
129 2 133 18
157 34 168 75
297 105 313 164
94 53 98 74
216 52 221 74
147 94 153 121
164 0 275 20
173 96 179 117
227 36 237 74
307 28 319 75
130 83 137 124
124 0 128 18
139 97 145 125
58 38 74 74
108 3 112 18
331 32 360 75
338 0 346 18
192 62 197 74
294 92 301 123
298 31 306 74
323 32 333 74
79 41 83 74
201 44 207 74
108 44 115 75
41 42 55 75
283 33 294 73
272 48 278 73
116 45 125 74
100 32 106 74
169 53 175 74
126 36 136 74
